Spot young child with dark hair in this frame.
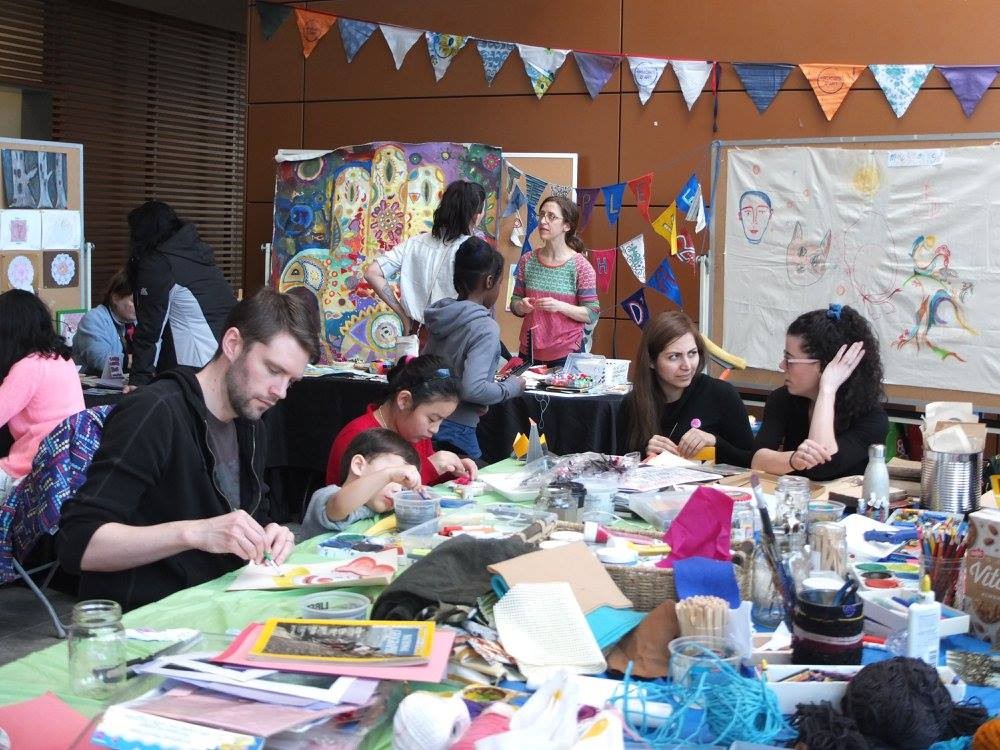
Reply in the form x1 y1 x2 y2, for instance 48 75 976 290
302 429 421 539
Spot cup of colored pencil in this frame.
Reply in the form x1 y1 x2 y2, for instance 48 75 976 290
920 518 968 607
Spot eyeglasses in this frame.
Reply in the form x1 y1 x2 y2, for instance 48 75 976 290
537 211 564 223
778 356 820 371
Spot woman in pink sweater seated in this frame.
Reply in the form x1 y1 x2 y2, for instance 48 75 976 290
0 290 85 500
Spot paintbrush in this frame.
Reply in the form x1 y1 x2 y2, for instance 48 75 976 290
750 473 796 623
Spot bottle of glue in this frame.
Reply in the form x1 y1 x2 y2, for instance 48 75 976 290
905 574 941 666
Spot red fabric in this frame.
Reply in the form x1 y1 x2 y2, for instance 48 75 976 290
325 404 439 485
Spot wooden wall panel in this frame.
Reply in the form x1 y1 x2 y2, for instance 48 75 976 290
245 102 303 203
247 1 304 103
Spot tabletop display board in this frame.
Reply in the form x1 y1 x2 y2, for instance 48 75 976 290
0 137 87 341
709 134 1000 411
497 153 578 354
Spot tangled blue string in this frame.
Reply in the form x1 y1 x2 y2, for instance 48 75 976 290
610 646 792 747
928 738 973 750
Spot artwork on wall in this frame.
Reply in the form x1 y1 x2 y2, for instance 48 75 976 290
1 150 69 209
42 250 79 289
0 209 42 250
721 144 996 393
41 210 82 248
269 141 502 362
0 251 41 292
55 308 87 346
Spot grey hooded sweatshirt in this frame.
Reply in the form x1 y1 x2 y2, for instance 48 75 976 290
423 298 525 427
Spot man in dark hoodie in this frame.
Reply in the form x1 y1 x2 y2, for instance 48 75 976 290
423 237 525 461
58 289 319 610
127 200 237 386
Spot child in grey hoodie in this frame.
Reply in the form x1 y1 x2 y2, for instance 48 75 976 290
423 238 526 460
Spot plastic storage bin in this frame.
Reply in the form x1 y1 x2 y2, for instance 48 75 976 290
398 504 557 559
627 490 692 531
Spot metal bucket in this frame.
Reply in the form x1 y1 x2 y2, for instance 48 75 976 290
920 449 983 513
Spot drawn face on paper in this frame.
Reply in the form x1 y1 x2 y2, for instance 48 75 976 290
738 190 773 244
786 222 832 286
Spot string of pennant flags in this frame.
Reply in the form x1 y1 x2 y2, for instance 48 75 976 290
257 2 1000 120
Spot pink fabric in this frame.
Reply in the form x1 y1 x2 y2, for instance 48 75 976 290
660 485 735 567
451 705 513 749
0 354 84 478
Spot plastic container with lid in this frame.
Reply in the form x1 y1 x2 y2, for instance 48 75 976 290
627 489 691 531
299 591 371 620
398 504 557 558
394 491 441 531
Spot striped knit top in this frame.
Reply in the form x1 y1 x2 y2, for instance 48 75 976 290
512 250 600 362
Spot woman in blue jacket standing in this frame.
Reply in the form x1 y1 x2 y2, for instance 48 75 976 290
73 269 136 375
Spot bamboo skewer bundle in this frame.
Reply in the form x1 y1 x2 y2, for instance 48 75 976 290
676 595 729 639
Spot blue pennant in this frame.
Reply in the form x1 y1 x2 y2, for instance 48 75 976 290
647 256 683 308
676 174 699 213
732 63 794 113
621 288 650 329
338 19 376 63
602 183 626 225
476 40 515 86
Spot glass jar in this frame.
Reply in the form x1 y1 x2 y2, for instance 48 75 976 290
535 484 578 523
751 530 807 629
775 475 810 534
731 498 756 545
68 599 126 699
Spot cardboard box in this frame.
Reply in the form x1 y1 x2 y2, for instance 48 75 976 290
964 508 1000 643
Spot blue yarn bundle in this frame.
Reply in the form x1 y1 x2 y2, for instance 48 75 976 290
612 647 791 747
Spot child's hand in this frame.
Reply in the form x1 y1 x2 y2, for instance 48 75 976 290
368 482 400 514
388 465 422 489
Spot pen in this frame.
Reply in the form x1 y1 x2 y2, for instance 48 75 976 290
262 551 281 570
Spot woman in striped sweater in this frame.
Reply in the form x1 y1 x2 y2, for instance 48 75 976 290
510 196 600 366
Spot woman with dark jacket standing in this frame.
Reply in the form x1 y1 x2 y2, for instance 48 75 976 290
127 200 236 386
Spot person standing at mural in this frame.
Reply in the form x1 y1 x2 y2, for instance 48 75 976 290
364 180 486 336
751 304 888 481
72 269 136 375
325 355 477 486
127 200 237 387
423 238 526 462
510 196 600 366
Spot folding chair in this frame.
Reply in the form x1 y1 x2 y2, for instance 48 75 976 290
1 405 114 638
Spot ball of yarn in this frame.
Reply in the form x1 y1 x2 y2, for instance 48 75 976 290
974 717 1000 750
393 691 471 750
842 657 988 750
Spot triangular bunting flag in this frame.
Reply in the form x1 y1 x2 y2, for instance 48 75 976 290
425 32 468 81
602 183 626 225
338 19 376 63
647 256 683 308
628 57 669 105
799 64 864 121
476 40 515 86
549 183 572 198
627 173 654 222
575 52 621 99
938 65 1000 118
621 288 650 329
517 44 570 98
256 2 292 41
506 163 523 198
591 249 616 294
671 61 714 110
652 202 678 255
380 25 423 70
524 211 538 251
524 174 548 210
675 174 699 214
577 187 600 233
686 184 706 233
619 234 646 283
502 184 525 218
870 64 933 118
676 229 698 269
732 63 794 113
294 9 336 59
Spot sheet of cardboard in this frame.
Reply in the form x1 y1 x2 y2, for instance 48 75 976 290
488 541 632 614
0 692 102 749
605 599 680 678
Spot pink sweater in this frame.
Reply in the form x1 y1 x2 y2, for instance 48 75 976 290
0 354 85 478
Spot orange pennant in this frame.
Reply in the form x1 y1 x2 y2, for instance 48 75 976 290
799 64 864 121
294 9 336 59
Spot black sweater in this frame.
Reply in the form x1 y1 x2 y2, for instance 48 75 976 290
57 368 271 611
753 386 889 481
618 373 755 466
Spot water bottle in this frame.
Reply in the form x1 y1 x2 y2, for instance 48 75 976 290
861 444 890 521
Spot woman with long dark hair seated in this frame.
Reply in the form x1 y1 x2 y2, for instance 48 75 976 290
0 290 84 501
618 311 754 465
751 304 888 481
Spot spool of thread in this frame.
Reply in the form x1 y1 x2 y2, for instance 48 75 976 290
393 692 470 750
583 520 610 544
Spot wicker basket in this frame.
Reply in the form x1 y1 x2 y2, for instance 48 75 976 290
546 521 751 612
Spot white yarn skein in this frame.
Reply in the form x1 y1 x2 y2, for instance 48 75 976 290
393 691 471 750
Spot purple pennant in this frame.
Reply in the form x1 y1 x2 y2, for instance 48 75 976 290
602 183 626 225
938 65 1000 118
574 52 622 99
620 288 650 329
732 63 794 113
646 256 683 308
576 187 600 232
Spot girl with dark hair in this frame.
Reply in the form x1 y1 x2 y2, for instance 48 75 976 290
423 237 526 461
72 269 137 375
511 195 600 365
127 199 237 386
0 290 84 499
364 180 487 335
752 303 888 480
325 354 477 485
618 311 754 465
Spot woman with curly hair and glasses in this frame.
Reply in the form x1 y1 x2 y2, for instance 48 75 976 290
751 303 888 481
